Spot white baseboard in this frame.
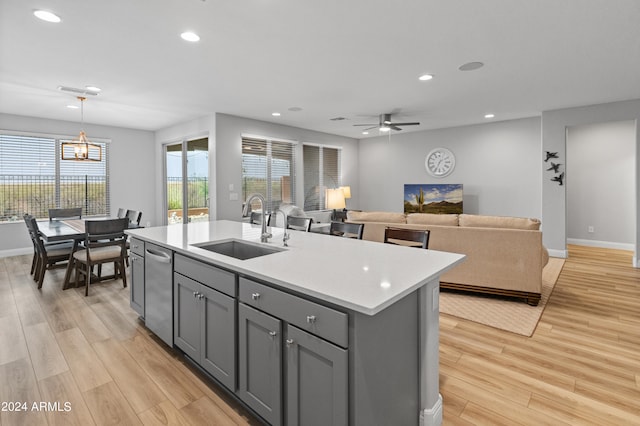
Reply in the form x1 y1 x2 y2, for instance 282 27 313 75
567 238 635 251
0 247 32 258
420 394 443 426
547 248 568 259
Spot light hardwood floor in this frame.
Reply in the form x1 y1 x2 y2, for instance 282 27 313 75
440 245 640 425
1 245 638 425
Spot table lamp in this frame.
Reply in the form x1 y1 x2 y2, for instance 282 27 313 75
339 186 351 209
326 188 346 220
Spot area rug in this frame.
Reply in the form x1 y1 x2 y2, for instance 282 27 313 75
439 257 565 337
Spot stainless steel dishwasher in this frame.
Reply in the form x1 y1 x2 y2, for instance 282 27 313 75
144 243 173 346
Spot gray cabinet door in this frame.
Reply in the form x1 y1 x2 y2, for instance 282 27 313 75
285 325 348 426
238 303 282 426
130 253 144 316
200 284 236 391
173 274 201 361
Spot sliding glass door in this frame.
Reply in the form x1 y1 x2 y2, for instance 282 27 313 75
165 138 209 225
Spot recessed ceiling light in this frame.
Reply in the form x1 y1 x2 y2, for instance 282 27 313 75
484 113 495 119
67 105 79 109
34 10 61 23
379 126 390 132
418 74 433 81
362 131 369 135
272 112 281 117
85 85 101 92
459 61 484 71
180 32 200 42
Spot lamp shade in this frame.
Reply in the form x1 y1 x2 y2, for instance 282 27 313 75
339 186 351 199
326 188 346 210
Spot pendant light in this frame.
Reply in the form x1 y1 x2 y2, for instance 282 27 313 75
61 96 102 161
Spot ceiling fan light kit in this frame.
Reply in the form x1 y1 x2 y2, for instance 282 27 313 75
354 112 420 133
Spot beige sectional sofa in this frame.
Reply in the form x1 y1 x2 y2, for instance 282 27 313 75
347 211 549 305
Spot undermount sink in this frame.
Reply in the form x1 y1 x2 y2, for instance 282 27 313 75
193 239 284 260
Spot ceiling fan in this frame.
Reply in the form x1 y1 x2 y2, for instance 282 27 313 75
353 113 420 132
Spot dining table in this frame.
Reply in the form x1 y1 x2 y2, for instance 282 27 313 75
37 218 139 290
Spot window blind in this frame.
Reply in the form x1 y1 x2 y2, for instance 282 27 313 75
303 144 341 211
0 133 110 222
241 136 296 213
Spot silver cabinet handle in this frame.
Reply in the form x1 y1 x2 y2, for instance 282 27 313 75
198 294 204 300
306 315 316 323
269 331 277 338
286 339 295 347
251 293 261 300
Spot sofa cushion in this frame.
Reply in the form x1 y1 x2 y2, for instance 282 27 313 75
347 211 406 223
458 214 541 230
406 213 459 226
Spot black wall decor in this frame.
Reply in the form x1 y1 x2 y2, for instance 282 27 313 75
544 151 564 186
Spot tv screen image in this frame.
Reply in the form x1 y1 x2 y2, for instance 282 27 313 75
404 184 463 214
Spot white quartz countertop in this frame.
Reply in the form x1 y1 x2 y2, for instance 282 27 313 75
127 220 465 315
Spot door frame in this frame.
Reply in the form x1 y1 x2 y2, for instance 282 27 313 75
162 135 211 225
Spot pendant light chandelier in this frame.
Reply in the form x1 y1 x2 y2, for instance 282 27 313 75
61 96 102 161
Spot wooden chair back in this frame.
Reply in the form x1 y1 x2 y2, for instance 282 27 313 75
286 216 312 232
329 221 364 239
49 207 82 221
384 227 430 249
26 215 72 288
75 218 129 296
250 211 271 226
125 210 142 226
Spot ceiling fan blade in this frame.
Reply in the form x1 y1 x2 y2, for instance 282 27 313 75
390 125 403 131
389 122 420 126
353 123 377 127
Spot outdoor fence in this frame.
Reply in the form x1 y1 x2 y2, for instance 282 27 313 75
0 175 107 222
166 176 209 210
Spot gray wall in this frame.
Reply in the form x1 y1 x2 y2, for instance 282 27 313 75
542 99 639 264
155 113 359 223
0 113 156 256
567 120 636 249
357 117 543 218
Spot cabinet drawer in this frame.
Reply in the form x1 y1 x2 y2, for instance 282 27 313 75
174 253 236 297
130 238 145 256
239 277 348 348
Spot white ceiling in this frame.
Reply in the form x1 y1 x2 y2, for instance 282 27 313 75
1 0 640 139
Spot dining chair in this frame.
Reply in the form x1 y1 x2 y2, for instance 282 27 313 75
383 227 430 249
286 215 312 232
49 207 82 221
125 210 143 227
329 221 364 239
250 211 271 226
116 208 127 218
25 215 73 288
72 218 129 296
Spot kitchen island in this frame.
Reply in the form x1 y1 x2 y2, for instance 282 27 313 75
126 220 465 426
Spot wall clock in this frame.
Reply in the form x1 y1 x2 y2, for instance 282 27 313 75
425 147 455 178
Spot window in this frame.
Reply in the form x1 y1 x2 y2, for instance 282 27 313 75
303 144 341 211
241 136 296 213
0 132 110 222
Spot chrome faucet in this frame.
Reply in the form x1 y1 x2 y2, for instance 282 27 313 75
274 209 290 247
242 193 272 243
